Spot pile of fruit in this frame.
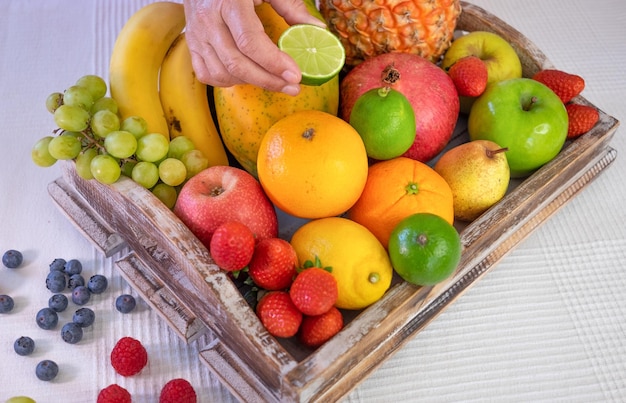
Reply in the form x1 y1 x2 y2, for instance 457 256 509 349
31 0 600 352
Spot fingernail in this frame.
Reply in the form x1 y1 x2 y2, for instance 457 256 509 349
282 69 300 84
281 84 300 97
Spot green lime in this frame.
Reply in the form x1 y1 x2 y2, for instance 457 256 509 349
388 213 461 286
278 24 345 86
349 87 416 160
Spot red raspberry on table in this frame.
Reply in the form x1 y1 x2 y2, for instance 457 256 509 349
289 267 338 316
447 55 488 97
566 103 600 139
299 306 344 348
248 237 298 290
209 220 256 272
97 384 131 403
256 291 303 338
532 69 585 104
160 378 197 403
110 336 148 377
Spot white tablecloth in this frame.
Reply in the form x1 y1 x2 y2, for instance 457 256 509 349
1 1 624 401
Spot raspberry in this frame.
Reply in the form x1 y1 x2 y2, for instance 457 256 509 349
159 378 197 403
110 337 148 376
97 384 132 403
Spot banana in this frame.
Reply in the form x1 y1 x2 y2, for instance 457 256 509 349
159 33 229 167
109 2 185 138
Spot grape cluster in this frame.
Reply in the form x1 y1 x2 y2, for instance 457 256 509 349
31 74 209 208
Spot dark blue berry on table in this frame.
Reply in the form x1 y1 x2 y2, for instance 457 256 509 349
48 294 68 312
73 307 95 328
0 294 15 313
61 322 83 344
87 274 108 294
36 307 58 330
14 336 35 356
64 259 82 275
71 286 91 305
2 249 23 269
49 258 66 272
35 359 59 381
46 270 66 293
67 274 85 290
115 294 136 313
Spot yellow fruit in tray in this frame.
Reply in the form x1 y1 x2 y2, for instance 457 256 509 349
290 217 393 310
319 0 461 66
214 3 339 177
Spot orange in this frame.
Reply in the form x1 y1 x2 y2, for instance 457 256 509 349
257 110 369 219
347 157 454 248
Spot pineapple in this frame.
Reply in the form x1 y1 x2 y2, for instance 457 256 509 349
319 0 461 66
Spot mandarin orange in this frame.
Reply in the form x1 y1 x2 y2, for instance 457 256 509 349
257 110 369 219
347 157 454 248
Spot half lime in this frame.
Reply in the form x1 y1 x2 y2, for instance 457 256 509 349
278 24 345 86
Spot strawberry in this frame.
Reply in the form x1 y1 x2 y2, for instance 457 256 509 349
532 69 585 103
97 384 131 403
289 267 338 316
248 237 298 290
299 306 344 348
566 103 599 139
159 378 197 403
447 56 488 97
110 336 148 377
256 291 302 338
209 220 256 272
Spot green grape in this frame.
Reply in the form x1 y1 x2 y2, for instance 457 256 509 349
181 149 209 179
131 161 159 188
46 92 64 113
91 96 118 115
121 116 148 139
167 136 196 160
152 183 178 209
63 85 94 111
104 130 137 159
54 104 90 132
158 158 187 186
90 154 121 184
91 109 120 138
136 133 169 162
48 133 82 160
75 148 98 180
31 136 57 167
75 74 107 100
121 160 137 178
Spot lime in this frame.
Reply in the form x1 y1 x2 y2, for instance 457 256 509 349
388 213 462 286
349 87 416 160
278 24 345 86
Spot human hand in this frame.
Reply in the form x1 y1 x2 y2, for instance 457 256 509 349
183 0 325 96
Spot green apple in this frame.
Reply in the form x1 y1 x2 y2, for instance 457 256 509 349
468 78 568 178
442 31 523 113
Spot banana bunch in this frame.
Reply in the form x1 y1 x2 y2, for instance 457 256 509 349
109 1 228 167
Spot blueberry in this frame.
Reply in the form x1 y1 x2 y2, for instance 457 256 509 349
2 249 23 269
73 307 95 328
14 336 35 356
46 271 66 293
64 259 82 275
0 295 15 313
49 258 66 272
48 294 69 312
61 322 83 344
87 274 108 294
36 307 58 330
35 359 59 381
115 294 136 313
71 286 91 305
67 274 85 290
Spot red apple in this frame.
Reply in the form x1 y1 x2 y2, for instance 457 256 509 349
341 52 459 163
173 165 278 249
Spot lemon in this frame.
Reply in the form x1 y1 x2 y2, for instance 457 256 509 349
349 87 416 160
290 217 393 310
278 24 345 86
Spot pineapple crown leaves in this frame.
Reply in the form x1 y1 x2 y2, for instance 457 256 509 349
300 255 332 274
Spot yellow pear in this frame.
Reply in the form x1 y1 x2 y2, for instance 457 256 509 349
434 140 510 222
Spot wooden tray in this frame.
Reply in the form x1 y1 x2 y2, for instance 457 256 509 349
47 2 619 402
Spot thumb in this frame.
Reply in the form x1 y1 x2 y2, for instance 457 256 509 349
269 0 327 28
